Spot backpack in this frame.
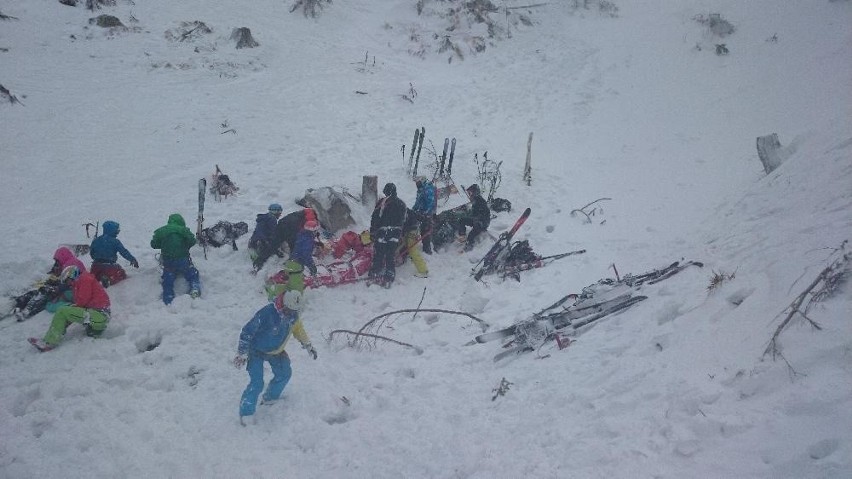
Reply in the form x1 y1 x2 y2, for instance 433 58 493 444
199 221 249 250
210 166 239 200
489 197 512 213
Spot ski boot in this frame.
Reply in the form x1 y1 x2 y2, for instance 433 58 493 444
28 338 55 352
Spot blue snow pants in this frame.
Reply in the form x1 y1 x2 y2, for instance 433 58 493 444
161 257 201 304
239 349 293 417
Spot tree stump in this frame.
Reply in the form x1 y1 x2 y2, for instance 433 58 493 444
230 27 259 49
756 133 783 174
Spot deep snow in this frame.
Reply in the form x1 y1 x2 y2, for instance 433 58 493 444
0 0 850 477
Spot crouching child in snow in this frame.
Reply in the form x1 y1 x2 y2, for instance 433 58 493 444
90 220 139 287
29 265 111 352
233 290 317 425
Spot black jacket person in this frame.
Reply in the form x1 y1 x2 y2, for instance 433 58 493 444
457 184 491 251
369 183 407 288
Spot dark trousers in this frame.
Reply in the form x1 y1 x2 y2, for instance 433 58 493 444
457 218 487 247
419 214 434 253
161 257 200 304
370 240 399 284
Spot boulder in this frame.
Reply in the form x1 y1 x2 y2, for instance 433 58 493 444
298 187 355 233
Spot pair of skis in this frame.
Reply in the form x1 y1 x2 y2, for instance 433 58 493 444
468 291 647 347
405 128 457 180
470 259 704 361
438 137 456 177
487 294 650 362
471 207 531 281
481 249 587 281
407 127 425 177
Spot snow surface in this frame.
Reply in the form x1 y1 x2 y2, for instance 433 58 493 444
1 0 851 477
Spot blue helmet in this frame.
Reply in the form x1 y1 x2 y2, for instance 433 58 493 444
268 203 283 213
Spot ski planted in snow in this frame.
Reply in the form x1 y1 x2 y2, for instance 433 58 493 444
447 138 456 176
197 177 207 260
412 127 425 177
439 138 449 176
407 128 421 176
472 207 531 281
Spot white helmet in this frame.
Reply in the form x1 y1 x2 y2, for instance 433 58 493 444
277 290 305 312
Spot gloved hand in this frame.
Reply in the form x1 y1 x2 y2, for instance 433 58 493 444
303 343 317 360
233 354 248 369
129 259 139 268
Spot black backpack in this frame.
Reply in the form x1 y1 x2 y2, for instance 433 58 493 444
200 221 249 250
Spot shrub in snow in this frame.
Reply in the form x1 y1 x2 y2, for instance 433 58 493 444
90 14 124 28
290 0 332 18
164 21 213 43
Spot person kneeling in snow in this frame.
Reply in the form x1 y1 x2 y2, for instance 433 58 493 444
248 203 283 261
90 220 139 287
233 290 317 424
150 213 201 304
29 265 111 352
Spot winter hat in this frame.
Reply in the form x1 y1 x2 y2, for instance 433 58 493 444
268 203 283 213
102 220 120 236
383 183 397 197
304 219 319 231
466 184 481 196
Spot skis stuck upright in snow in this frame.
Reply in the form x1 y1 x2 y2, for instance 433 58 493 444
197 178 207 260
469 259 704 361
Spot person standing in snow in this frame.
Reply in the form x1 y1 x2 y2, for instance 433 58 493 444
369 183 407 288
233 290 317 424
247 203 283 262
290 218 319 277
28 265 111 352
150 213 201 304
456 184 491 252
90 220 139 287
412 176 437 255
400 208 429 278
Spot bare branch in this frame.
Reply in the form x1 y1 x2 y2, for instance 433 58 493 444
358 308 489 336
764 241 849 359
411 287 427 321
570 197 611 223
328 329 423 354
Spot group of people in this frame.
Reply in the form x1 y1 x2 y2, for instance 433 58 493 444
365 177 490 288
20 214 205 351
15 175 493 422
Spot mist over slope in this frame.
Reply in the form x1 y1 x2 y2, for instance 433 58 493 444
0 0 850 477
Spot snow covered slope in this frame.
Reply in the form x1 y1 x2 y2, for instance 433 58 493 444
0 0 850 477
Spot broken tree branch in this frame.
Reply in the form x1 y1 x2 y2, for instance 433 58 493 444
411 287 427 321
570 197 611 223
764 240 849 359
358 308 489 336
328 329 423 353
